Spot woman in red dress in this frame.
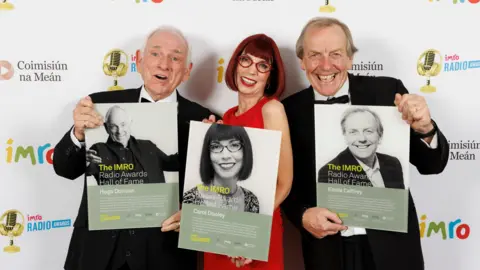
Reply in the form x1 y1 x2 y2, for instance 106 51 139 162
203 34 293 270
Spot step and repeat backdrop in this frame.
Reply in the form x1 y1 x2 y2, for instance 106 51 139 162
0 0 479 269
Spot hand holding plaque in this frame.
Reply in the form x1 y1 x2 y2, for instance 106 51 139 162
302 207 347 239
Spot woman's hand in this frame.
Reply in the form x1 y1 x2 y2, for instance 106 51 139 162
229 256 253 268
202 114 223 124
161 210 181 232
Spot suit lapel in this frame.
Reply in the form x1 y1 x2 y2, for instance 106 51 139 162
378 156 404 189
176 90 188 125
122 87 142 102
296 86 315 146
348 73 377 106
303 86 315 130
339 148 362 167
298 87 317 185
128 137 157 183
338 148 371 184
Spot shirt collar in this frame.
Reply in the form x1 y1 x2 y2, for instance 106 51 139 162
138 85 177 103
313 76 350 101
355 154 381 172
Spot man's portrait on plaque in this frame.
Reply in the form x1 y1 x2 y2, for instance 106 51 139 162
314 104 410 232
84 102 179 230
85 104 179 186
316 106 409 190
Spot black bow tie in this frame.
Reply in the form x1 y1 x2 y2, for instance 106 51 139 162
141 98 151 103
315 95 350 104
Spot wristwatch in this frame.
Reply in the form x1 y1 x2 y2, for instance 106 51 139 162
413 119 437 138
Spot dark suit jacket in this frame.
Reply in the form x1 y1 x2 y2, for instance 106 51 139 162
53 87 220 270
281 73 449 270
318 148 405 189
86 136 179 184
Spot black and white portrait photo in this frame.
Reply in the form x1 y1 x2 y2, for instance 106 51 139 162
182 121 281 216
84 103 179 186
315 105 410 190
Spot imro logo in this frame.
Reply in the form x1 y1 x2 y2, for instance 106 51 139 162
429 0 480 3
442 52 480 72
0 209 72 254
417 48 480 93
420 214 471 240
25 213 71 233
129 49 141 73
217 58 225 83
5 138 54 165
135 0 163 3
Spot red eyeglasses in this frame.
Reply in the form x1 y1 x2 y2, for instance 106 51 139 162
237 55 272 73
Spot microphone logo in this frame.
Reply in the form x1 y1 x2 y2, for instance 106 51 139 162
417 49 442 93
320 0 336 12
0 0 14 10
0 209 25 253
103 49 129 91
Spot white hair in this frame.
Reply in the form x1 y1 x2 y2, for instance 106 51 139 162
105 105 131 124
139 25 192 67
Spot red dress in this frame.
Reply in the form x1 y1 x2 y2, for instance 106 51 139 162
203 97 284 270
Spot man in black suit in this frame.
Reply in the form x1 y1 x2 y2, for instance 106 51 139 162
53 25 220 270
85 105 179 186
317 107 405 190
281 17 449 270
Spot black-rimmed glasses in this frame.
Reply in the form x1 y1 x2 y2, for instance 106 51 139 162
209 141 243 153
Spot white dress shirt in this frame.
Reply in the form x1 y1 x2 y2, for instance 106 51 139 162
70 86 177 148
312 77 438 236
356 156 385 188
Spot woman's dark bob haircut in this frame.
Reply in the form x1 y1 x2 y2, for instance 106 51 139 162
199 124 253 185
225 33 286 98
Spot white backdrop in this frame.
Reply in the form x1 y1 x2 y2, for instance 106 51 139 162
1 0 479 269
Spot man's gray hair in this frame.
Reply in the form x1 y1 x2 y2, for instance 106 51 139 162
139 25 192 67
340 107 383 138
105 105 130 124
296 17 358 59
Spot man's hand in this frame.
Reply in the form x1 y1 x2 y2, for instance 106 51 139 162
394 93 434 134
202 114 223 124
302 207 347 239
86 149 102 164
73 96 103 141
161 210 181 232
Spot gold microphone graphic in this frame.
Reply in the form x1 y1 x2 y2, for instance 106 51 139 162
417 49 442 93
0 210 25 253
0 0 14 10
103 49 129 91
320 0 336 13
